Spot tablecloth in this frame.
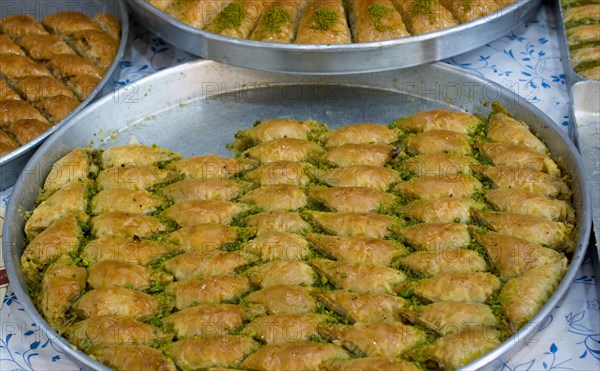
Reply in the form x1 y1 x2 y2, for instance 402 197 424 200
1 3 599 370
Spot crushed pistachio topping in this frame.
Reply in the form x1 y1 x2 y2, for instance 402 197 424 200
412 0 437 24
213 1 245 31
312 7 339 31
261 6 292 33
368 3 394 32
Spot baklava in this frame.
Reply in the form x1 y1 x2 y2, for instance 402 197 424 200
0 10 120 157
22 108 576 370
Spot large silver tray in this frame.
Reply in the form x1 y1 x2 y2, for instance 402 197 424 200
128 0 541 75
3 60 591 370
0 0 128 191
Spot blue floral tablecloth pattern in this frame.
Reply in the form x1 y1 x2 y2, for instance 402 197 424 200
1 5 598 371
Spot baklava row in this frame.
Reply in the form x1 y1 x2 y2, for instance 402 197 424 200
148 0 516 44
0 11 120 156
21 109 575 370
561 0 600 79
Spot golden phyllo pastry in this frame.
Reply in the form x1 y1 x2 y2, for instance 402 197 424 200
251 1 308 43
242 231 310 261
95 345 176 371
38 257 86 326
240 341 349 370
395 109 481 134
24 182 88 239
318 322 424 357
247 260 315 287
477 141 560 176
90 189 163 215
68 315 167 351
310 259 406 294
245 210 312 235
0 34 25 55
401 152 478 176
320 123 400 147
162 178 247 202
429 328 502 370
96 165 178 191
244 137 323 162
393 173 483 200
240 184 308 211
392 222 471 250
163 200 251 226
308 186 396 213
500 261 567 331
163 303 265 338
244 285 317 314
166 275 250 309
472 228 567 280
399 197 483 223
304 211 394 238
316 290 405 323
102 144 180 168
166 223 238 252
316 165 400 191
242 312 328 344
204 0 266 39
245 160 311 186
396 248 487 277
393 0 458 35
0 10 120 157
91 212 169 238
23 107 575 371
307 234 407 265
18 34 75 60
0 14 47 39
322 143 395 167
21 215 82 279
43 148 93 193
87 260 164 290
480 165 570 198
440 0 501 24
163 250 258 280
82 235 178 266
407 272 501 303
401 301 497 336
295 0 351 44
321 357 421 371
406 129 471 155
348 0 410 43
167 154 248 179
73 287 160 320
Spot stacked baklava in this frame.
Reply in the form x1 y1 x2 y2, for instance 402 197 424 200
0 11 120 156
147 0 516 44
21 109 575 370
561 0 600 79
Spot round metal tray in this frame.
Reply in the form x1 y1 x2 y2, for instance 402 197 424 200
129 0 541 75
3 60 591 370
0 0 128 191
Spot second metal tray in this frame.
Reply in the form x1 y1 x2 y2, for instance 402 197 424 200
129 0 541 75
0 0 129 191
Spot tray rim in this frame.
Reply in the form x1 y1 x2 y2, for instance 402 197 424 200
2 59 592 370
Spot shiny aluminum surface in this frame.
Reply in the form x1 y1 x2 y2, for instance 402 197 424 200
3 60 591 370
0 0 129 191
570 80 600 300
128 0 541 75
